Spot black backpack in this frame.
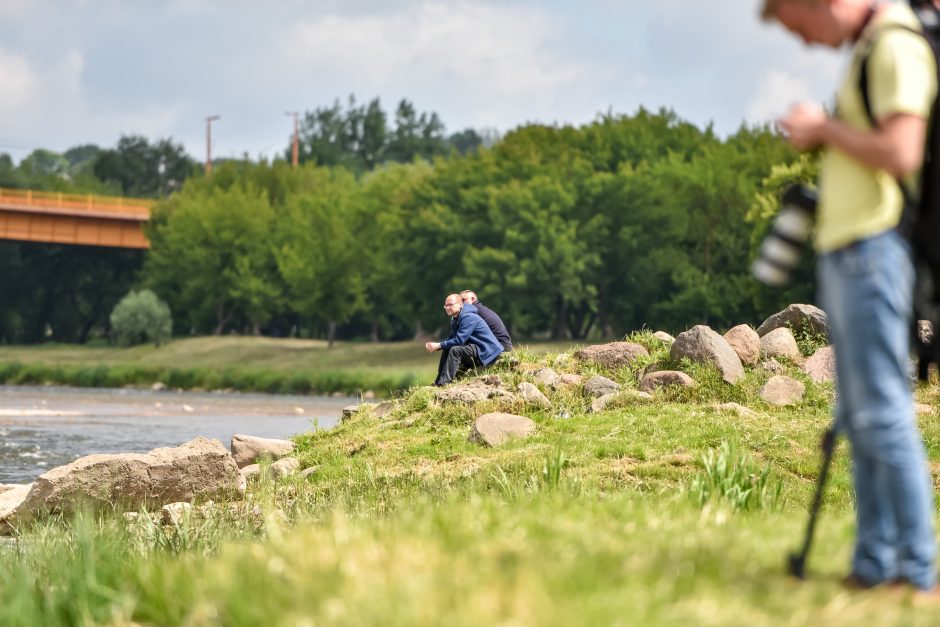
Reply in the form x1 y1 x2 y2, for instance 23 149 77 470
858 3 940 377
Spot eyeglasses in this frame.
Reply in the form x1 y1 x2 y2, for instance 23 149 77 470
443 302 460 309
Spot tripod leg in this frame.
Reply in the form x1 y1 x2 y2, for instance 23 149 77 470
788 428 837 579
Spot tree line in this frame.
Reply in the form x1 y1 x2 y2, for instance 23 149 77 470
0 99 815 345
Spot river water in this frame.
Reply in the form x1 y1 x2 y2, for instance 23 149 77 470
0 385 351 484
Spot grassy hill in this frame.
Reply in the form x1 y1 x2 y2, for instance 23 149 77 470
1 335 939 624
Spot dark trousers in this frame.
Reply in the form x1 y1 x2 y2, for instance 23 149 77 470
435 344 483 386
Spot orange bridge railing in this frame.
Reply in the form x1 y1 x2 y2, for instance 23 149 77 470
0 187 153 219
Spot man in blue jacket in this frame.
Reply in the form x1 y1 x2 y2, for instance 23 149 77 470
426 293 504 386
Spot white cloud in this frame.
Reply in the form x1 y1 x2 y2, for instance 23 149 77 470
282 1 592 129
0 50 38 113
746 70 821 123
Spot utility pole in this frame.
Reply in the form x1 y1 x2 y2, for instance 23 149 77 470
285 111 299 169
205 115 220 176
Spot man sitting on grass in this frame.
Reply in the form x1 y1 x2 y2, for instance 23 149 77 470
460 290 513 352
425 293 503 386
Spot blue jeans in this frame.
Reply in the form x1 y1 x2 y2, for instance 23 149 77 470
818 229 936 589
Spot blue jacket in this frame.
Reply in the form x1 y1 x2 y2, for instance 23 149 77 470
440 303 504 366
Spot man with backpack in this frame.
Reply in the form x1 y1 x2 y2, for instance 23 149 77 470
762 0 938 595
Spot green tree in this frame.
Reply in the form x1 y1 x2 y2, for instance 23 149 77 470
274 166 366 346
145 184 281 334
94 135 196 198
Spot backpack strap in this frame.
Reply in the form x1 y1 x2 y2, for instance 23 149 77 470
856 23 923 233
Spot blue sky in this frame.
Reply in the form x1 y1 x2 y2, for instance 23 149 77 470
0 0 852 162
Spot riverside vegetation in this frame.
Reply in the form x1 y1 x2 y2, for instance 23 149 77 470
0 337 567 396
1 330 939 626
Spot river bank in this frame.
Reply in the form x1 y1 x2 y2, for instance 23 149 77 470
0 385 350 483
0 337 573 397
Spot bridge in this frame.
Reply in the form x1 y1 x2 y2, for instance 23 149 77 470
0 188 152 249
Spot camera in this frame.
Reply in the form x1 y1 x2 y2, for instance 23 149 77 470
911 0 940 34
752 184 817 287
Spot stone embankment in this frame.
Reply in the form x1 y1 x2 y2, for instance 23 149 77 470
1 304 934 532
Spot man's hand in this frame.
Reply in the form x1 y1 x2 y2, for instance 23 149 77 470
778 103 828 151
425 342 441 352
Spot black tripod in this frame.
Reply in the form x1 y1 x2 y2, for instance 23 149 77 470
788 428 838 579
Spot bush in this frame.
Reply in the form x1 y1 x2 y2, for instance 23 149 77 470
110 290 172 346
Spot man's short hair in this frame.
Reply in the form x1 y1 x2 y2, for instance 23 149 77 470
459 290 477 302
761 0 820 21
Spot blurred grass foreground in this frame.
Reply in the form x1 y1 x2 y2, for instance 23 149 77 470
0 334 939 625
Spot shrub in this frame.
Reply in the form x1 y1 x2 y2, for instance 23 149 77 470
110 290 172 347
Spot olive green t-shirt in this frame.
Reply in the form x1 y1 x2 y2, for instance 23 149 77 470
816 4 937 253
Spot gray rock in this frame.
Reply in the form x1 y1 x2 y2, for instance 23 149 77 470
653 331 676 345
802 346 835 383
0 485 31 528
239 464 261 482
161 502 192 526
270 457 301 480
151 382 167 392
342 405 361 419
435 377 514 404
759 375 806 406
231 434 295 468
575 342 649 371
534 368 560 388
723 324 760 366
759 358 786 374
639 370 696 393
373 400 399 418
556 373 585 388
2 438 240 530
583 375 621 398
469 413 537 447
590 393 619 414
714 402 759 418
756 304 829 338
670 325 745 384
518 382 552 409
760 327 803 363
590 390 653 413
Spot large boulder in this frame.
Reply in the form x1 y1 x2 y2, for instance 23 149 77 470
756 304 828 338
760 327 803 363
639 370 696 393
670 325 745 384
574 342 649 371
231 434 296 469
759 375 806 407
0 485 32 526
469 413 536 447
723 325 760 366
802 346 836 383
1 438 241 530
